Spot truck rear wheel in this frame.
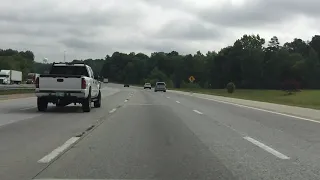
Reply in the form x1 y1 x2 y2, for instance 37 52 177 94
37 97 48 112
94 91 101 108
82 92 91 112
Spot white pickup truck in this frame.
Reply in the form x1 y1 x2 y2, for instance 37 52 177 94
35 62 101 112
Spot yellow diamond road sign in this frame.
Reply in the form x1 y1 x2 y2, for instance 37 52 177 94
189 76 195 82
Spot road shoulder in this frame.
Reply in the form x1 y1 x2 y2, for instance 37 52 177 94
169 90 320 121
0 93 35 101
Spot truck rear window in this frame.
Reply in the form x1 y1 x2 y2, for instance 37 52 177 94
50 66 89 77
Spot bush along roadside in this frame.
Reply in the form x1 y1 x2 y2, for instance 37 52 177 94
226 82 236 93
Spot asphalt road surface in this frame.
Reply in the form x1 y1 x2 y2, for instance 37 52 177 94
1 83 320 180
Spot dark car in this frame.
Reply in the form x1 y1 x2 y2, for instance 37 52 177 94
154 82 166 92
124 84 130 87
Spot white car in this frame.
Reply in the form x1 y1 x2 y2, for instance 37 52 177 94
144 83 152 89
35 62 101 112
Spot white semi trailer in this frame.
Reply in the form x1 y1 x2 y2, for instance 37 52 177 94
0 70 22 84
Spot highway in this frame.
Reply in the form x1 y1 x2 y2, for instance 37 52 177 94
1 83 320 180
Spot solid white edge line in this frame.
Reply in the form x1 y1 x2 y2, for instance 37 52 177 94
244 136 290 160
193 110 203 114
199 97 320 124
176 101 180 104
109 108 117 113
38 137 80 163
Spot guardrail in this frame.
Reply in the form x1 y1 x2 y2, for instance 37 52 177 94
0 84 35 90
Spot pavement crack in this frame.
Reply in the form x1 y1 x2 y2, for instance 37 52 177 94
85 125 95 132
75 132 85 137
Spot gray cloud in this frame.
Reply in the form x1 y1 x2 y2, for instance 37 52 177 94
0 0 318 62
154 19 222 40
59 38 101 50
0 9 142 27
197 0 320 28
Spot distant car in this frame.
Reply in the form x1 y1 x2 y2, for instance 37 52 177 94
154 82 166 92
124 84 130 87
144 83 151 89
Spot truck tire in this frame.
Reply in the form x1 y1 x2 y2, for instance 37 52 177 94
94 91 101 108
82 92 91 112
37 97 48 112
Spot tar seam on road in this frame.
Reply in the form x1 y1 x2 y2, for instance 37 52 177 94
199 97 320 124
244 136 290 160
109 108 117 113
176 101 181 104
37 137 80 163
193 110 203 114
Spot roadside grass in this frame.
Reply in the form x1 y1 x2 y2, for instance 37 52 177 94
0 89 34 95
173 88 320 110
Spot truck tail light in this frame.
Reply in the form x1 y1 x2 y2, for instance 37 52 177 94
35 77 39 88
81 78 86 89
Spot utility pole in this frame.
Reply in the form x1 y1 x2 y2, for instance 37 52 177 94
64 51 66 62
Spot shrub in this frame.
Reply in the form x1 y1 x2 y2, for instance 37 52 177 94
281 79 301 95
165 80 174 88
226 82 236 93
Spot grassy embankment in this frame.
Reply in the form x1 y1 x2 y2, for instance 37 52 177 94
174 88 320 110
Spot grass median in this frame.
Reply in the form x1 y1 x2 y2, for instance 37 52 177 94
173 88 320 110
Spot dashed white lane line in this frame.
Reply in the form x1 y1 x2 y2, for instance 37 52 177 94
20 106 36 111
244 136 290 160
166 97 170 99
109 108 117 113
199 97 320 124
193 110 203 115
176 101 180 104
38 137 80 163
124 100 128 102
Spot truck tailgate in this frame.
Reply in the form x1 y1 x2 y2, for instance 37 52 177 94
39 76 82 92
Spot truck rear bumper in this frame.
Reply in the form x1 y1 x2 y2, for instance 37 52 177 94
35 91 86 102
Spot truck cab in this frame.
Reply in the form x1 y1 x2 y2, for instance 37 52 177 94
0 70 10 84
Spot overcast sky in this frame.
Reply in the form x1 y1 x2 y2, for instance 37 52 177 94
0 0 319 62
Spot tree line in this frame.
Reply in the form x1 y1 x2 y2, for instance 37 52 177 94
100 34 320 89
0 49 36 79
1 34 320 89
